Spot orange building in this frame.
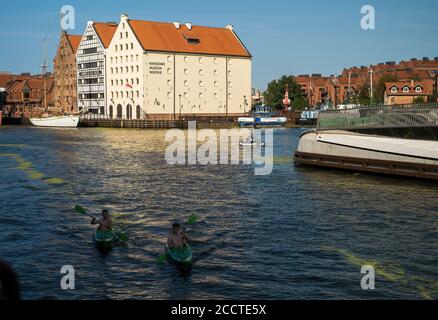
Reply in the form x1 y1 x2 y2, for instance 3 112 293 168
384 80 434 105
53 32 82 114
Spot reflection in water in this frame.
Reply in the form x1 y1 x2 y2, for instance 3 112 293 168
0 126 437 300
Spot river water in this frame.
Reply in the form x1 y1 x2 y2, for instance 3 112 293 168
0 126 437 300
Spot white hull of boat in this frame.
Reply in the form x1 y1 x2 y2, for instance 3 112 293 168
238 117 287 127
29 116 80 128
295 130 438 180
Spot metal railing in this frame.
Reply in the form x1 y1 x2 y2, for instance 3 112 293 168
317 103 438 130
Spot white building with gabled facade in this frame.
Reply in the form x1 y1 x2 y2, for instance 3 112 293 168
106 14 252 120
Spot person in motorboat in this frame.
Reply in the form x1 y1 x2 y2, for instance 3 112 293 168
91 209 113 232
167 223 189 249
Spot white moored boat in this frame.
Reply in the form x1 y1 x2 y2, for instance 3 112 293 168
29 115 80 128
295 130 438 180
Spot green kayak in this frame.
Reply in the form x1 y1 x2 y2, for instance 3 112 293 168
94 230 115 251
165 243 193 273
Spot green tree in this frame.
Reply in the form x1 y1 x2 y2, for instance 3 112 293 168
358 82 371 105
264 75 309 111
413 96 425 104
373 74 398 104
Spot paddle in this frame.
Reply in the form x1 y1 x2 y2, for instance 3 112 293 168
74 205 128 242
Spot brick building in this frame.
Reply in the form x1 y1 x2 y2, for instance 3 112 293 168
53 32 82 114
2 74 55 117
294 57 438 107
384 80 434 105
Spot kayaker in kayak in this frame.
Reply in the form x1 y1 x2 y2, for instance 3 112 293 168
91 209 113 232
167 223 189 249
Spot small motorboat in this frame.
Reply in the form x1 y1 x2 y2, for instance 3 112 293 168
29 115 80 128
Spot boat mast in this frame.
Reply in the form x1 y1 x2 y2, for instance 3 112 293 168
369 66 374 105
41 38 48 111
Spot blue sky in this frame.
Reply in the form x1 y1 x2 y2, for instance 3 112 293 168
0 0 437 89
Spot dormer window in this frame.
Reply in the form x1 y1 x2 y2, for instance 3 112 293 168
391 86 397 93
182 34 200 45
403 86 409 93
415 86 422 93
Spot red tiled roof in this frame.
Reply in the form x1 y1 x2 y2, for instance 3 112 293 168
93 22 118 48
0 74 12 87
66 34 82 53
385 80 434 95
127 20 251 57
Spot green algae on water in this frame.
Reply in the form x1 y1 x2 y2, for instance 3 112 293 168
43 177 65 185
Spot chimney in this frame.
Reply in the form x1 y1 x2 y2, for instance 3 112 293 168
411 80 414 87
185 22 192 30
173 21 180 29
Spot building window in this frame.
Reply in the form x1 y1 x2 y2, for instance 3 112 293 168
391 87 397 93
415 86 422 93
199 81 204 87
199 57 203 63
184 56 188 63
199 93 204 99
214 93 218 99
184 80 189 87
120 44 123 51
167 92 172 99
184 92 188 99
83 47 97 54
167 80 172 86
214 70 218 76
131 43 133 49
120 32 123 39
136 66 139 72
214 81 218 87
126 32 128 38
125 44 129 50
167 56 172 62
228 93 232 99
403 86 409 93
87 35 93 40
167 68 172 75
199 69 204 75
184 69 188 75
214 58 218 64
